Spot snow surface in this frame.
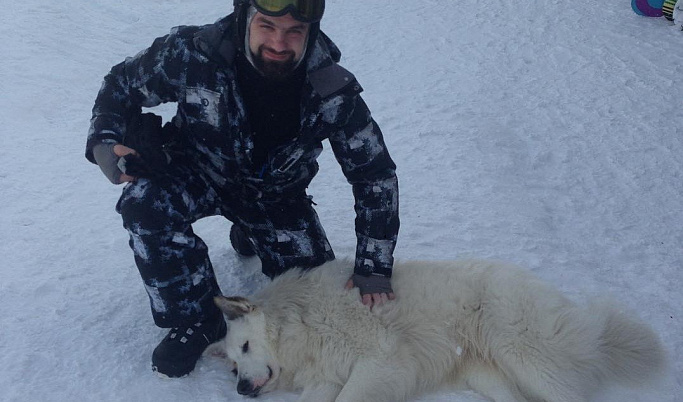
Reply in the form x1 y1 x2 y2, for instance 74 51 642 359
1 0 681 401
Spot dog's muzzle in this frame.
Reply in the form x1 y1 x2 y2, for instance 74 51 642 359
236 366 274 397
237 379 261 397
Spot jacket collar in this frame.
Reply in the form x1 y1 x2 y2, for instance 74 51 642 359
192 16 237 67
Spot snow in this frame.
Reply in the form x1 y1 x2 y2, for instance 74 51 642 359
1 0 681 401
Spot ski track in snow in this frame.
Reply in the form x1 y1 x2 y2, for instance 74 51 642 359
1 0 681 401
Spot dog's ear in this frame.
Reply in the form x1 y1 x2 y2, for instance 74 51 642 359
214 296 255 320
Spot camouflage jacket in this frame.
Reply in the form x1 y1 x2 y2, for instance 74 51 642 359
86 16 399 277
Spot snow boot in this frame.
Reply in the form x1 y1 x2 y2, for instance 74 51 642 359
151 312 227 378
230 224 256 257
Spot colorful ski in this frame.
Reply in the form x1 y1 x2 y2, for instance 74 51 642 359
632 0 665 16
662 0 676 20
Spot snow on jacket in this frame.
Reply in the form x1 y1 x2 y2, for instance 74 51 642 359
85 15 399 277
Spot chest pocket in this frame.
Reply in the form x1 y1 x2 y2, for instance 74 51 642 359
186 87 222 128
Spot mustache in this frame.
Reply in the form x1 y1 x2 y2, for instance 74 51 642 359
258 45 295 58
252 45 300 80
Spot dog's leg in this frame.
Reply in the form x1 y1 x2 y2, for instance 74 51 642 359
335 358 418 402
494 353 586 402
457 363 526 402
297 382 342 402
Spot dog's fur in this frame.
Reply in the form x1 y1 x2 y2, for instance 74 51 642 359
208 259 665 402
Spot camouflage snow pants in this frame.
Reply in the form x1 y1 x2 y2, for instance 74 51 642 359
116 165 334 328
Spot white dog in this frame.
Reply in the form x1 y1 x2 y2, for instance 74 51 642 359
208 259 665 402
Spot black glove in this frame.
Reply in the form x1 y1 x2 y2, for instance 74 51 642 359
121 113 175 178
117 150 171 178
351 274 393 296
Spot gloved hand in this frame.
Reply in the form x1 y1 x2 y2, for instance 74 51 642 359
116 148 171 179
120 113 173 178
351 274 393 295
346 273 395 308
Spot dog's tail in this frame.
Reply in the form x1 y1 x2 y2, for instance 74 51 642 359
592 299 667 386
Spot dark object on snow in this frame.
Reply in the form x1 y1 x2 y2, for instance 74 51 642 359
230 224 256 257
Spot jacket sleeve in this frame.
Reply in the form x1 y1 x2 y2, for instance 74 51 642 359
328 93 400 278
85 28 190 163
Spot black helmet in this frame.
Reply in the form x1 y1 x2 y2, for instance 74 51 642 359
234 0 324 23
233 0 324 54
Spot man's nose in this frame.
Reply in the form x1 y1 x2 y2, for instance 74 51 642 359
270 31 288 50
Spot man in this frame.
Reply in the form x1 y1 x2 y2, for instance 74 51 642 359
86 0 399 378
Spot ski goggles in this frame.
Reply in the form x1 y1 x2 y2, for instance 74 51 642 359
251 0 325 23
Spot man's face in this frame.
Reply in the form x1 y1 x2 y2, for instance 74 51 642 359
248 12 310 79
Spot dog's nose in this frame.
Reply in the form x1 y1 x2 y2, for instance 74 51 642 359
236 379 256 396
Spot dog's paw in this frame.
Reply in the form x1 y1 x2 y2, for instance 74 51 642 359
203 341 229 359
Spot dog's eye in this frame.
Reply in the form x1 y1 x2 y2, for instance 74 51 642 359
242 341 249 353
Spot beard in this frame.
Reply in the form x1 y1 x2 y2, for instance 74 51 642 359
252 45 300 81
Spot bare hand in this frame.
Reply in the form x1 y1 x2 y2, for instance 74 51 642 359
113 144 139 182
345 279 396 309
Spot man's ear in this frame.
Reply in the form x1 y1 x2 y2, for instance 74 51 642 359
214 296 255 320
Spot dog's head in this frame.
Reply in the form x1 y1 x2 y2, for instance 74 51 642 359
213 296 280 398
